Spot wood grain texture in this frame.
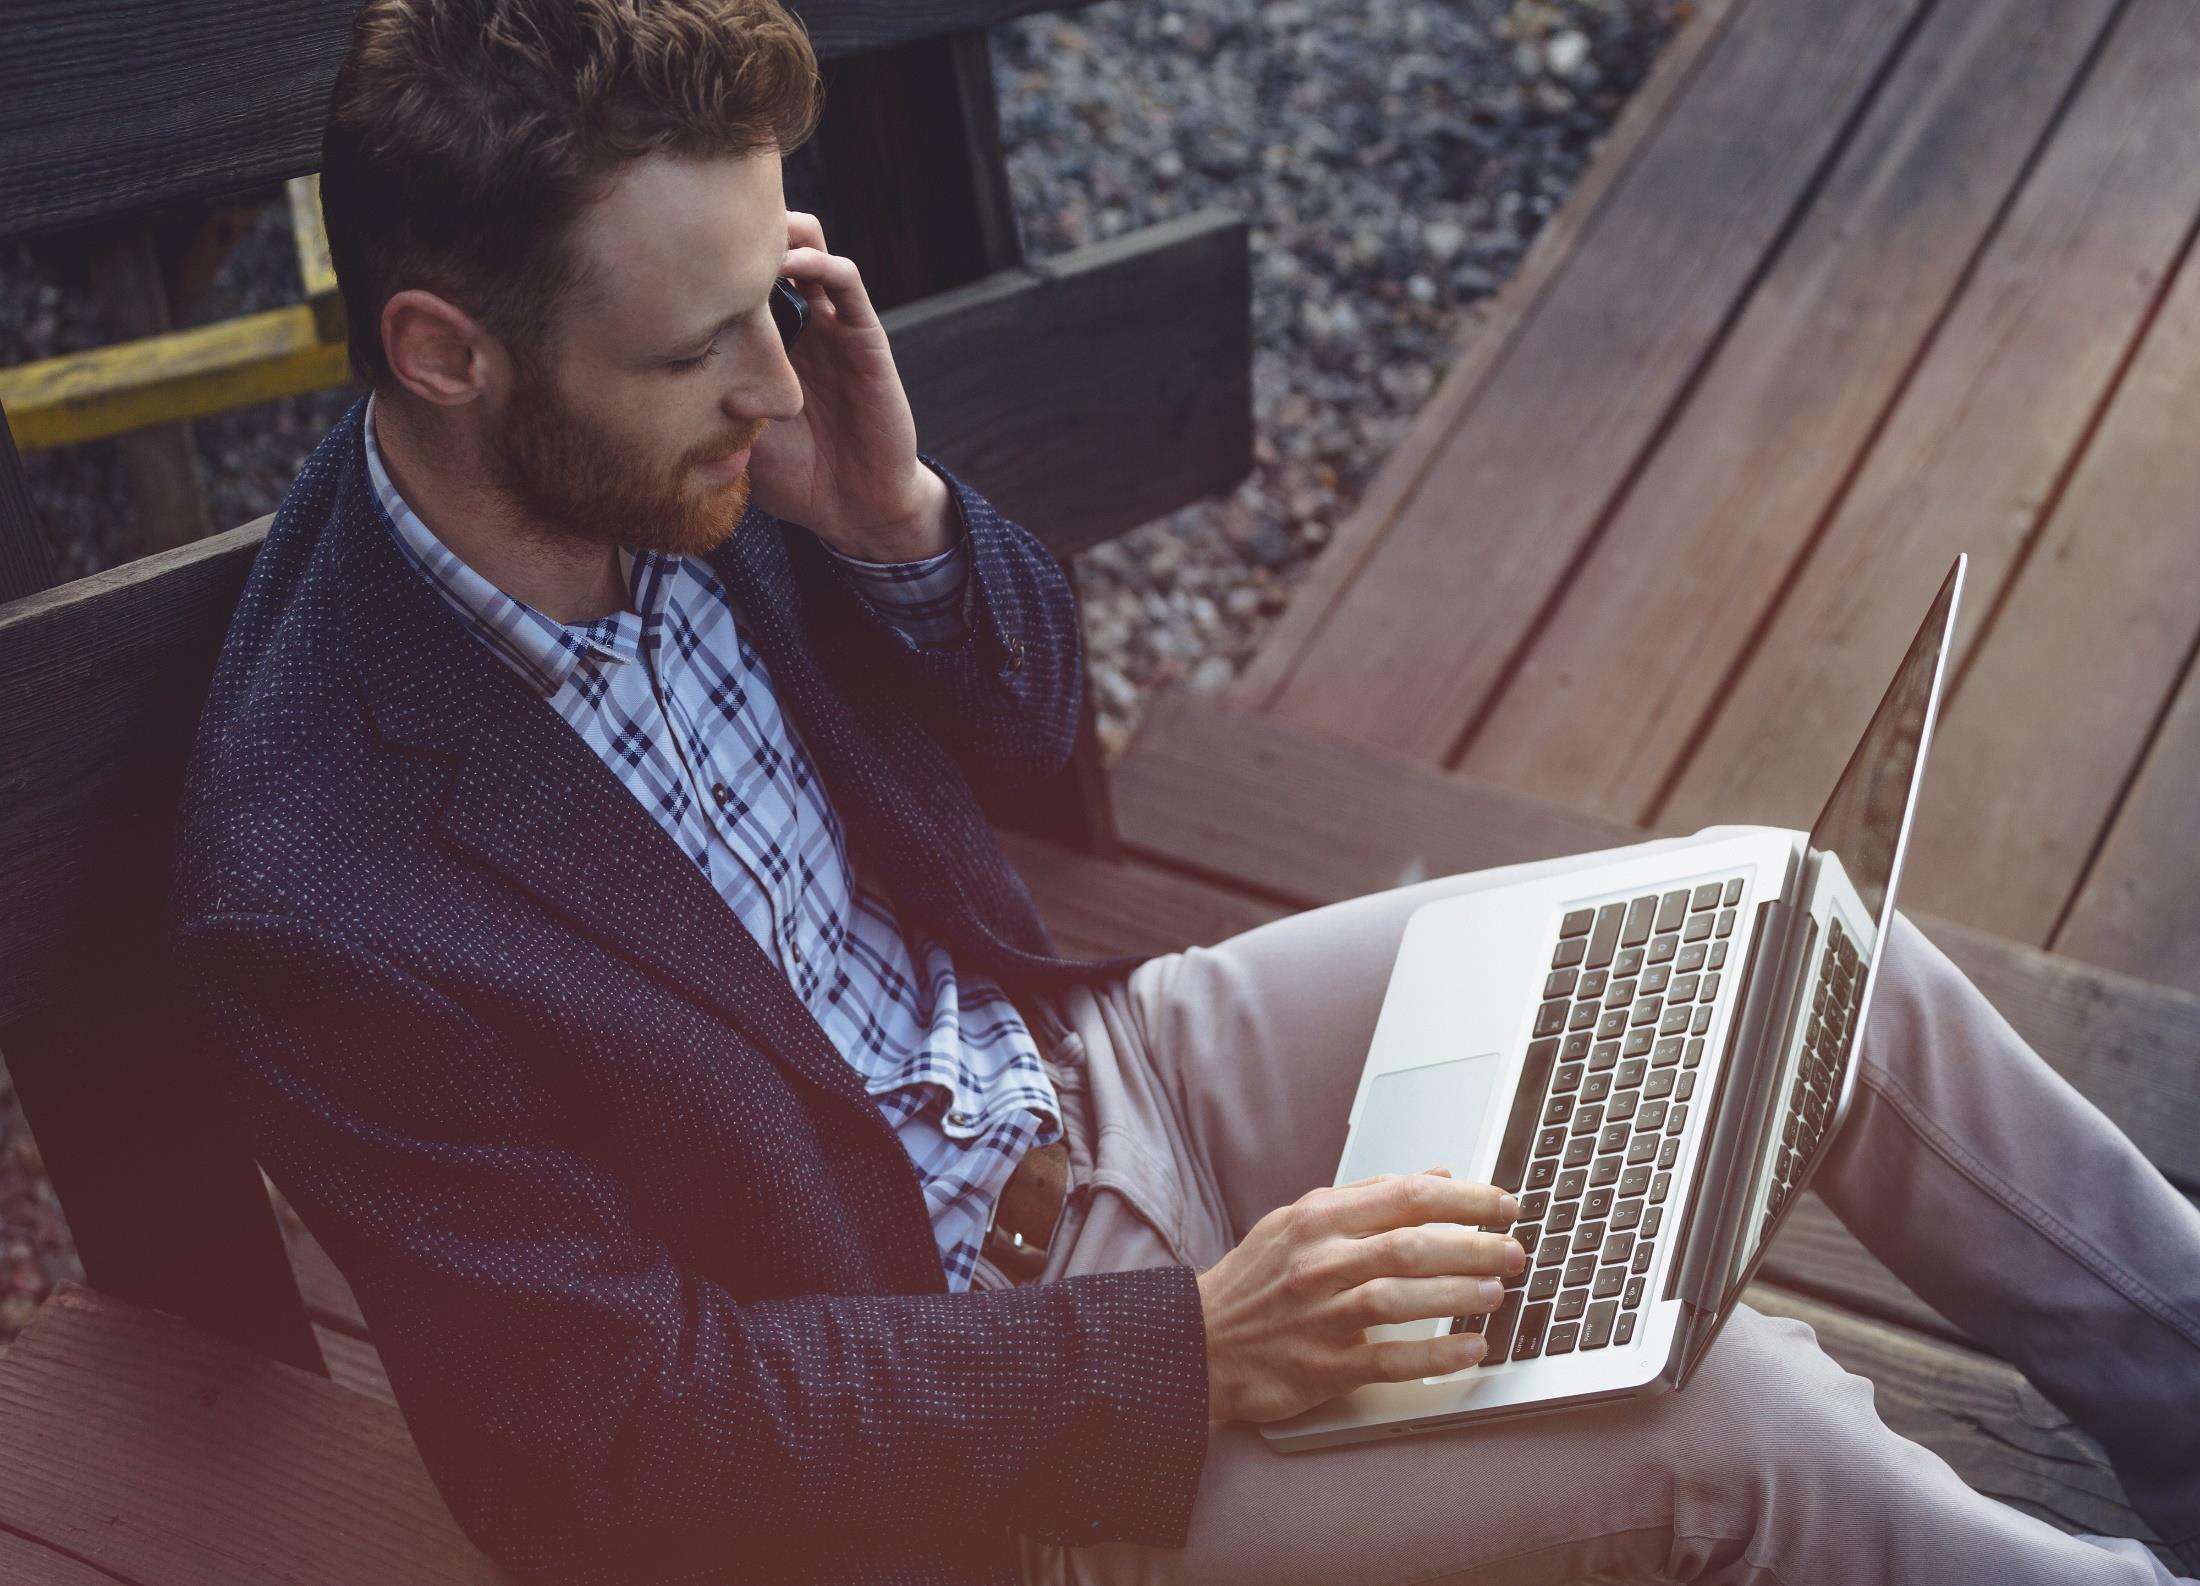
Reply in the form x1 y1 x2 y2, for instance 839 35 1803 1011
2056 644 2200 992
1111 691 2200 1190
1259 0 1926 761
0 413 53 603
0 0 1105 240
0 1286 496 1584
1231 0 1745 711
1459 0 2123 822
1898 230 2200 946
1658 0 2200 851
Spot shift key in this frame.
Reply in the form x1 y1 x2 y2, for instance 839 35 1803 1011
1584 903 1625 970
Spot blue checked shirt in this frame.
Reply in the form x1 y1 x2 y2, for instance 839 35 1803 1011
362 396 1061 1292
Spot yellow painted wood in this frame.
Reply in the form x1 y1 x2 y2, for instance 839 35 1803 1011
285 174 346 343
0 306 352 451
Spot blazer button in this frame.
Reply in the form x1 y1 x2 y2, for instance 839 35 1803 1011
1004 636 1025 673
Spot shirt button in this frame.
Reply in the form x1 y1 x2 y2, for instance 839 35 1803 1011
946 1110 973 1128
711 782 731 806
788 938 802 964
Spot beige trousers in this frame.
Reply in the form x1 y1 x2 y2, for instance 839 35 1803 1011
988 830 2200 1586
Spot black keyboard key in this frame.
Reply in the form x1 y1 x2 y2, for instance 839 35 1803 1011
1546 1320 1581 1356
1584 903 1625 970
1622 1027 1655 1058
1560 908 1595 939
1709 940 1729 971
1683 1037 1705 1068
1528 1269 1560 1301
1701 971 1722 1002
1544 968 1579 999
1571 1220 1607 1256
1590 1154 1622 1188
1692 1005 1716 1035
1562 1254 1595 1288
1597 1122 1630 1155
1683 913 1714 943
1553 1062 1584 1096
1658 1005 1692 1037
1677 940 1707 973
1538 1125 1568 1156
1552 936 1587 969
1482 1290 1526 1362
1554 1168 1587 1201
1606 1089 1639 1123
1563 1030 1594 1062
1581 1072 1613 1104
1667 1103 1689 1136
1521 1190 1550 1221
1619 1165 1652 1197
1617 1057 1648 1088
1554 1286 1589 1322
1723 877 1743 906
1667 972 1698 1003
1614 945 1647 977
1582 1299 1619 1349
1691 882 1721 911
1578 970 1608 1000
1716 908 1736 939
1515 1302 1551 1359
1625 1135 1659 1166
1592 1264 1626 1299
1584 1186 1615 1219
1636 1099 1668 1132
1588 1041 1620 1073
1615 1313 1636 1346
1603 975 1637 1009
1655 889 1690 934
1652 1037 1683 1068
1640 964 1671 996
1543 1094 1572 1127
1570 1103 1604 1135
1592 1009 1625 1040
1642 1206 1664 1238
1548 1203 1579 1234
1650 1171 1671 1204
1631 1241 1655 1276
1648 932 1678 965
1569 1001 1601 1032
1644 1068 1675 1100
1676 1071 1697 1101
1621 895 1657 949
1563 1137 1595 1168
1658 1138 1679 1169
1611 1196 1642 1230
1625 1275 1646 1306
1526 1159 1557 1190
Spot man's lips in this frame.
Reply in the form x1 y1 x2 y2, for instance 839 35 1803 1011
695 445 752 480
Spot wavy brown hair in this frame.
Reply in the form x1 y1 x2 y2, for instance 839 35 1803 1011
320 0 825 386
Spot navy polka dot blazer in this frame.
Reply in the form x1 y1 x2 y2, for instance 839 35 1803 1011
168 401 1211 1584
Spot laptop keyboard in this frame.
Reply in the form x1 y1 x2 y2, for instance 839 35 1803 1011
1761 917 1864 1235
1449 877 1745 1365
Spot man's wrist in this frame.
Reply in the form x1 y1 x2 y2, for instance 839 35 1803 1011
827 464 956 564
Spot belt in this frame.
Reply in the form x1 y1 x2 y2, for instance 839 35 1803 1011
981 1137 1073 1284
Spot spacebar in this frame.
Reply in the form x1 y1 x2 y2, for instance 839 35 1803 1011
1489 1037 1556 1197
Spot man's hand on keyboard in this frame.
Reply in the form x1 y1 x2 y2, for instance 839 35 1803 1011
1195 1167 1524 1425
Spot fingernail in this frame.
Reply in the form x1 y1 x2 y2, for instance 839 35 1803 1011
1498 1191 1519 1222
1476 1278 1504 1306
1505 1239 1526 1274
1459 1334 1487 1362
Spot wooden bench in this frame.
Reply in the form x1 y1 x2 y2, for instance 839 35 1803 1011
0 1 1250 1574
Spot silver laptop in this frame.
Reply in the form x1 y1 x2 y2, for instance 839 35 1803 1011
1260 555 1966 1452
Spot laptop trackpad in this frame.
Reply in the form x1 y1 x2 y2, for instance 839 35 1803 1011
1337 1052 1503 1188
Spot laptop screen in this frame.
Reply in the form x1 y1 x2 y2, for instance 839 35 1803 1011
1700 556 1966 1347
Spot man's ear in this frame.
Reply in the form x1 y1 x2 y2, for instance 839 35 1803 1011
382 289 500 407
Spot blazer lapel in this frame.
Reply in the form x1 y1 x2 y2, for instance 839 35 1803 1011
331 425 879 1119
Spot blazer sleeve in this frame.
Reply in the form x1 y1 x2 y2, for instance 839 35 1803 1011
792 454 1087 800
175 912 1210 1577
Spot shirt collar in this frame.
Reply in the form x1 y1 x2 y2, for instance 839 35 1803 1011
363 392 664 698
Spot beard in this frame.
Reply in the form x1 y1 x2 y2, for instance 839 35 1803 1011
486 365 759 560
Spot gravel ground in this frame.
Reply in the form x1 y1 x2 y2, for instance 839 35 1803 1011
0 0 1679 1340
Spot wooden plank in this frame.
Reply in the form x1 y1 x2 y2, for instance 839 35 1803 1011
1232 0 1745 710
1459 0 2125 823
998 829 1280 960
2056 644 2200 991
0 413 53 603
1741 1283 2160 1547
83 228 215 554
0 1285 495 1585
1663 0 2200 844
318 1324 397 1407
0 0 1109 241
0 214 1246 1023
1110 692 2200 1191
1898 231 2200 946
0 1524 125 1586
1758 1192 1959 1346
1257 0 1929 762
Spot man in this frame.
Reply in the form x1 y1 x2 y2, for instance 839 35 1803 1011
169 1 2200 1583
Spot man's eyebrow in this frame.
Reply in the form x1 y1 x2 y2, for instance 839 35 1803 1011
667 274 778 356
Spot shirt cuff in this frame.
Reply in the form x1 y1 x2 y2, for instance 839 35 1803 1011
818 490 973 650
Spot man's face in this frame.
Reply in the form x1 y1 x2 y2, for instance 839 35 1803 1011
485 149 802 559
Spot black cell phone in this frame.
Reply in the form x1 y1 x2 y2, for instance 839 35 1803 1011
769 276 809 347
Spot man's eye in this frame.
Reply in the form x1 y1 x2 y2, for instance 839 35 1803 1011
668 343 720 373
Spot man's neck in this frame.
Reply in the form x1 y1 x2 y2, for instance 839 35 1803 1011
371 394 630 624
